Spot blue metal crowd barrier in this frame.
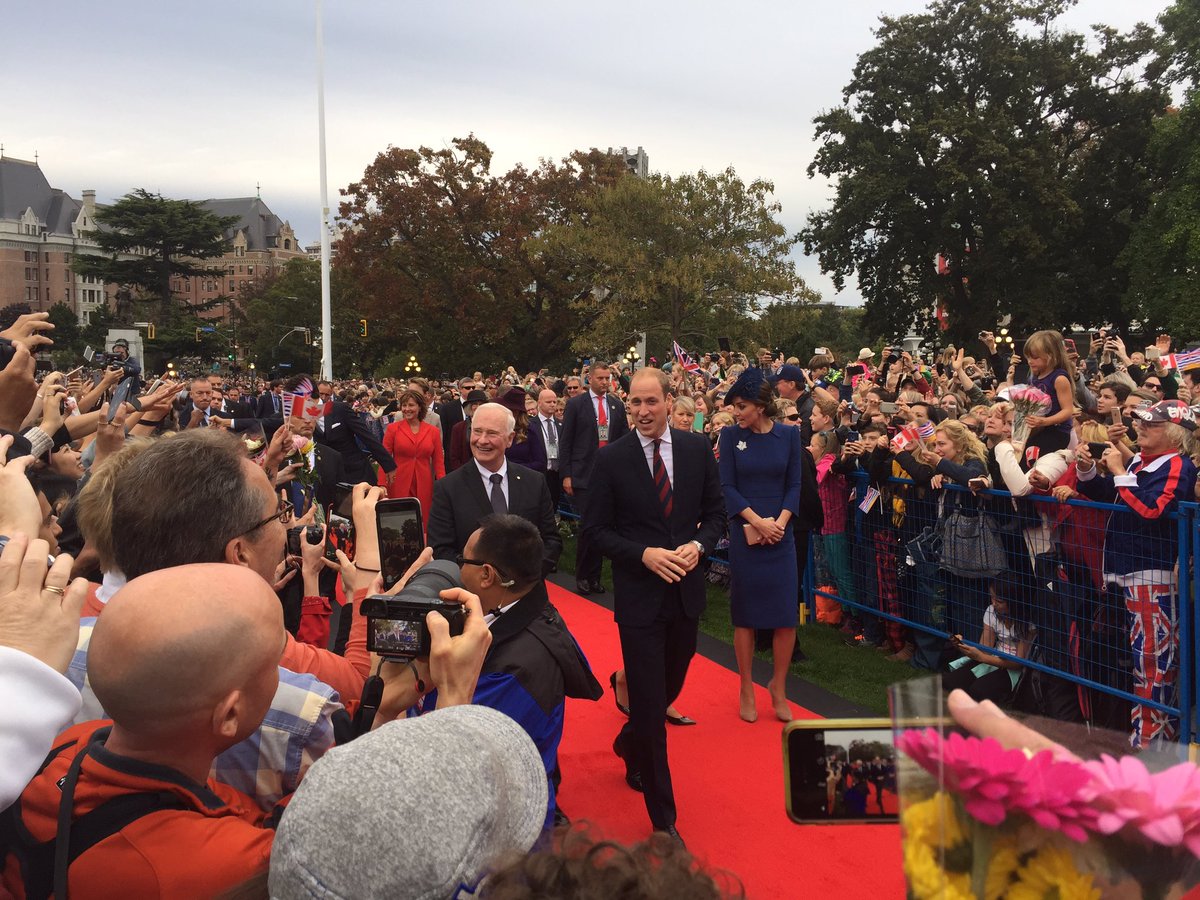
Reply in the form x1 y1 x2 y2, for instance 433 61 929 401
556 472 1200 750
807 470 1199 750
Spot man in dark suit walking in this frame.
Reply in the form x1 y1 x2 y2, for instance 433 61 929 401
316 397 396 486
427 402 561 573
256 380 285 418
559 361 629 595
583 367 725 845
532 388 563 513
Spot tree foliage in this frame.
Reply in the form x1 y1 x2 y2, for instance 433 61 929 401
234 258 388 377
336 136 629 373
801 0 1167 344
1122 0 1200 337
72 189 237 320
538 168 815 358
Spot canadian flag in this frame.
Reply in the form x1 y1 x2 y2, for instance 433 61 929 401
890 424 921 452
1160 349 1200 371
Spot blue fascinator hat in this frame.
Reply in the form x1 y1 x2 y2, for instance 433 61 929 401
726 367 769 405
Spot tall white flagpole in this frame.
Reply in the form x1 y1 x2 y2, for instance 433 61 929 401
316 0 333 379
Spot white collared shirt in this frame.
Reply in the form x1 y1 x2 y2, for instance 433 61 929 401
483 598 520 627
591 390 607 421
540 414 559 459
474 457 510 508
637 427 674 486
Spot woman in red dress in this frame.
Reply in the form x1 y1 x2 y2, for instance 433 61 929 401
381 389 445 525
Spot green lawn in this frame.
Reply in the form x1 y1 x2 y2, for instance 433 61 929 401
555 526 919 714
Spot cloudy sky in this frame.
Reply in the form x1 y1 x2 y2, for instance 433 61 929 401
6 0 1170 306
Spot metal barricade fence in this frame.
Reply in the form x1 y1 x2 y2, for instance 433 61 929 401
805 469 1199 750
556 469 1200 750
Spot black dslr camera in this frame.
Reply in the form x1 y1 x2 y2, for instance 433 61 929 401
362 560 466 660
285 524 325 556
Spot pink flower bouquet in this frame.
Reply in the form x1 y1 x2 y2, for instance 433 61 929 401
891 680 1200 899
1006 384 1051 445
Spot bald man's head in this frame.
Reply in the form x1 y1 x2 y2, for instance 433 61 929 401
89 564 284 745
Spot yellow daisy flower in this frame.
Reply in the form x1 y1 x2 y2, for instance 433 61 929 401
1008 844 1100 900
902 792 967 849
904 839 973 900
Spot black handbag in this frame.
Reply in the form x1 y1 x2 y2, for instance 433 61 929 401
940 506 1007 578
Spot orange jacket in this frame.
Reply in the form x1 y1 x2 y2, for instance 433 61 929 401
2 722 275 899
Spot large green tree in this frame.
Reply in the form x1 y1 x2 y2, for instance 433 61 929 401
1122 0 1200 337
539 167 815 359
235 258 389 377
72 189 237 322
337 136 629 373
801 0 1166 344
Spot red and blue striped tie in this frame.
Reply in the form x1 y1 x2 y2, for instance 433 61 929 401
653 439 673 519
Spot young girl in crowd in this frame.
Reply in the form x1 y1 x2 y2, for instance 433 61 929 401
810 428 856 614
1021 330 1076 454
942 573 1034 704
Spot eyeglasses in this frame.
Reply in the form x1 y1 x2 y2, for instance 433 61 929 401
785 414 801 422
1145 382 1163 391
455 554 512 582
243 498 294 535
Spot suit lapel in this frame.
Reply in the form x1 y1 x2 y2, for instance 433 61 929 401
463 465 494 520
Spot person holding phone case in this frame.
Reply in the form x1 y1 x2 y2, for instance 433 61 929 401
718 368 803 724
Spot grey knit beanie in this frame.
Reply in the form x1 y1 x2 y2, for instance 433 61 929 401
268 705 548 899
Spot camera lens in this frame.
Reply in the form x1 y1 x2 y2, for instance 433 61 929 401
396 559 463 600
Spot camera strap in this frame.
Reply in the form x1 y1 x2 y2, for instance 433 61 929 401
353 674 384 737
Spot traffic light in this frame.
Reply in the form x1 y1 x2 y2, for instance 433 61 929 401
147 323 156 340
359 318 368 338
195 328 201 343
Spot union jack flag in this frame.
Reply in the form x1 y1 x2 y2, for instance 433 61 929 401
672 340 701 374
1125 580 1178 749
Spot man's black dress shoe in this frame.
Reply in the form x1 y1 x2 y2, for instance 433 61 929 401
612 735 643 792
609 672 630 716
592 581 608 594
656 825 686 848
575 580 593 596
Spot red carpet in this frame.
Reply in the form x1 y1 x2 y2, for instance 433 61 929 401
550 583 905 899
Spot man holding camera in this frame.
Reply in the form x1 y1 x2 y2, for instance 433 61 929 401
401 515 601 826
584 367 725 844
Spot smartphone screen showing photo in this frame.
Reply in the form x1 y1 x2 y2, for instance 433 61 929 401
785 722 898 824
377 499 424 590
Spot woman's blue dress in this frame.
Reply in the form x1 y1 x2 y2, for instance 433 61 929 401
718 423 803 629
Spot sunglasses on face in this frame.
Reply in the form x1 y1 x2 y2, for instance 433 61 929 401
784 414 801 422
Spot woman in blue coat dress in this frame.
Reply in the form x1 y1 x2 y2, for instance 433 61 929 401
719 368 803 723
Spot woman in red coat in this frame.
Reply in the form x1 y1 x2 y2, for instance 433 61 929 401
381 389 445 525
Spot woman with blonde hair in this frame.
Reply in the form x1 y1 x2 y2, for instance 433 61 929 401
670 396 697 432
896 419 991 640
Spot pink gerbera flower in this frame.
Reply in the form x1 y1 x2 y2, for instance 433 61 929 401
898 729 1099 841
1084 755 1200 855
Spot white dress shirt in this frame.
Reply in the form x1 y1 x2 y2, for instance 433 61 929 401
474 457 510 508
540 414 559 466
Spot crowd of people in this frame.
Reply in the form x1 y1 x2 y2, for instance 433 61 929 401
1 305 1199 894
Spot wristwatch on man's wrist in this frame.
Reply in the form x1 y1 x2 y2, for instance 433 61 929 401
691 540 705 556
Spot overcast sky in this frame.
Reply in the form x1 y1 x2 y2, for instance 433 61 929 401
5 0 1170 307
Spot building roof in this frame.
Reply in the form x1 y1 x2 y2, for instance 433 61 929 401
0 157 82 234
198 197 291 251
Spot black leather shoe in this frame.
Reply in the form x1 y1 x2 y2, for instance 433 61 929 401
609 672 630 716
612 735 643 792
657 825 686 848
665 712 697 726
575 580 593 596
592 581 608 594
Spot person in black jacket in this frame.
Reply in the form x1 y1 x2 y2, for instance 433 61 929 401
583 368 725 845
412 515 601 827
